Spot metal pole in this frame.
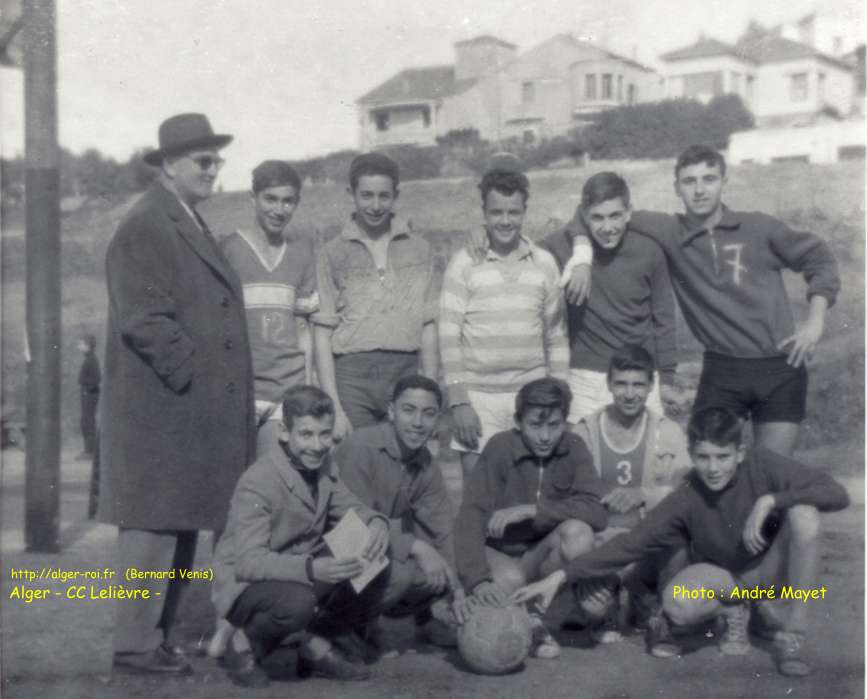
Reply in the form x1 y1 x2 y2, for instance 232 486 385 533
23 0 61 552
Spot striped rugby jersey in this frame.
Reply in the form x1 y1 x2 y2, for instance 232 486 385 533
439 236 569 406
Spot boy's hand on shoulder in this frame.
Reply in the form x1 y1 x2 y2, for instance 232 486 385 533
743 494 776 555
601 487 645 514
487 504 536 539
312 556 364 583
452 404 482 451
465 227 489 264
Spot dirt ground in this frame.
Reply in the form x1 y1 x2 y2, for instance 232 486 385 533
1 446 863 699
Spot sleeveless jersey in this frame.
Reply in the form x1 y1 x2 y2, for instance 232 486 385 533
598 411 648 492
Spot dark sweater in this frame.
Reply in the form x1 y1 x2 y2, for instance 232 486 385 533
566 206 841 359
560 446 850 581
455 429 608 591
540 227 676 382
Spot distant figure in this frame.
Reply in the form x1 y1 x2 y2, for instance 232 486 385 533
77 334 101 461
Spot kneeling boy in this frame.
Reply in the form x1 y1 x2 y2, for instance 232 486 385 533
212 385 395 687
514 407 849 676
336 374 461 648
454 377 607 658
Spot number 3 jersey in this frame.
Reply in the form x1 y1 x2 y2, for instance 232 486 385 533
221 230 319 405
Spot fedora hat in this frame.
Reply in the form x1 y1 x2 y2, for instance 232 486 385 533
144 113 233 166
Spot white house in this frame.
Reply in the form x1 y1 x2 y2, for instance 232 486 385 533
660 27 854 128
356 34 661 150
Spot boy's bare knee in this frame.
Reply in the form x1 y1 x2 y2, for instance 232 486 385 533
556 519 594 559
786 505 820 541
494 566 527 594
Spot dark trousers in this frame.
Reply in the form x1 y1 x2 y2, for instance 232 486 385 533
80 389 99 454
226 558 432 660
334 351 419 429
114 529 198 654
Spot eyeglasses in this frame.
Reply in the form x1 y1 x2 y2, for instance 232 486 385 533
185 154 225 172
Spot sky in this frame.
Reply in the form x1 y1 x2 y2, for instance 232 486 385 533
1 0 863 191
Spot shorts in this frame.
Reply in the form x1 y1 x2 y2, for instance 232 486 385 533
450 389 517 454
693 352 807 424
567 368 663 424
335 351 419 429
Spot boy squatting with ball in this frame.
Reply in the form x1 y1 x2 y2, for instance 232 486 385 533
513 406 849 677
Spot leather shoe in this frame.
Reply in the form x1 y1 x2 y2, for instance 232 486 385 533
224 639 270 689
297 648 370 681
112 644 192 676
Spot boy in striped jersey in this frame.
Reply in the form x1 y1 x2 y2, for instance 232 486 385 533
221 161 319 457
439 154 569 478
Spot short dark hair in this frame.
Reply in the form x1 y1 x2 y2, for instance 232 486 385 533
252 160 302 194
607 344 655 383
675 144 727 179
80 334 97 351
391 374 443 409
687 407 743 451
282 385 334 430
581 171 630 209
514 377 571 422
479 170 530 206
349 152 399 190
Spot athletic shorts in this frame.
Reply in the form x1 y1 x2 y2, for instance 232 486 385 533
567 368 663 424
692 352 808 424
450 389 517 454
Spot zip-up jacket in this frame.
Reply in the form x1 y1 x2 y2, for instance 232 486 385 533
454 429 607 591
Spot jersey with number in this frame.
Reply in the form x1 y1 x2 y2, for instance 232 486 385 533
221 230 318 404
598 412 647 492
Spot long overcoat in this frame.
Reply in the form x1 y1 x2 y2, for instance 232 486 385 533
98 182 256 531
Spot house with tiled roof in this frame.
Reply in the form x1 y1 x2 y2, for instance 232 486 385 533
356 33 661 150
660 23 855 127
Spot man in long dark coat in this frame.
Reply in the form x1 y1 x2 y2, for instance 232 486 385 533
100 113 256 676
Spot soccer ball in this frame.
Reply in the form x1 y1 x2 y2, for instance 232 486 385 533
457 605 532 675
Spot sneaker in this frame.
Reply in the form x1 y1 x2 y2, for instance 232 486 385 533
112 644 193 677
718 604 750 656
774 631 811 677
646 610 681 659
223 637 270 689
529 615 561 659
591 591 623 644
750 602 785 642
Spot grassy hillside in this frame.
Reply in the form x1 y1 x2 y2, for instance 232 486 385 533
1 160 863 467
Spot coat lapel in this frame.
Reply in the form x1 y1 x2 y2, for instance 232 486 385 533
154 184 244 300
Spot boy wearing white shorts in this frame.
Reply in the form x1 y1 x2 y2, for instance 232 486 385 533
439 154 568 477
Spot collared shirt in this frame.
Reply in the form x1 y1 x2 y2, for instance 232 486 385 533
439 235 569 406
567 206 840 358
334 422 455 567
312 215 437 354
454 429 607 591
